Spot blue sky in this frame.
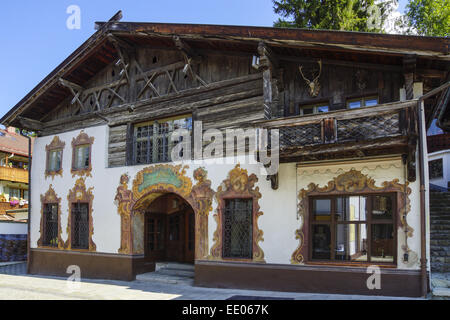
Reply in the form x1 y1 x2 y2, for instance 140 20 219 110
0 0 408 120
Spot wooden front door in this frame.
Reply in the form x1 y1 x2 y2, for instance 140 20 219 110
145 213 165 261
166 212 184 261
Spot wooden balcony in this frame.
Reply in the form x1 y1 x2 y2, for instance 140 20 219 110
257 100 418 163
427 133 450 154
0 166 29 184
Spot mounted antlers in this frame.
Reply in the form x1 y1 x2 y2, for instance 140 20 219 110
299 60 322 97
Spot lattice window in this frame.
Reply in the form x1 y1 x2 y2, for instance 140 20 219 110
133 115 192 164
429 158 443 179
223 199 253 259
71 203 89 250
43 204 59 247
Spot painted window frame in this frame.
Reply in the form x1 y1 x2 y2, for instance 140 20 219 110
71 131 94 177
45 136 65 179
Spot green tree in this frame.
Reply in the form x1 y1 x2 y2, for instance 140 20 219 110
404 0 450 36
272 0 397 32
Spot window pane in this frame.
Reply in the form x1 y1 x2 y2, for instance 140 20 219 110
48 150 61 172
371 224 394 263
74 146 90 169
302 107 314 115
317 105 329 113
312 224 331 259
348 101 361 109
312 199 331 221
336 196 367 221
72 203 89 249
371 195 393 220
43 204 58 247
335 224 368 262
223 199 253 259
364 99 378 107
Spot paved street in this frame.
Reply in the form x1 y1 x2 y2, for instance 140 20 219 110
0 263 421 300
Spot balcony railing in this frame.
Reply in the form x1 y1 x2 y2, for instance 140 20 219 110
0 166 29 184
256 100 418 161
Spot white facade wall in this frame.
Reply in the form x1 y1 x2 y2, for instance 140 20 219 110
30 124 424 269
0 222 27 234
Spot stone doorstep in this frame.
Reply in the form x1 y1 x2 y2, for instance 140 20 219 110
432 287 450 298
135 272 194 285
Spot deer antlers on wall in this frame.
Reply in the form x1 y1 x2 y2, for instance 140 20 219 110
299 60 322 97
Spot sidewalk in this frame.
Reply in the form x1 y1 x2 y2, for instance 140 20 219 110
0 263 423 300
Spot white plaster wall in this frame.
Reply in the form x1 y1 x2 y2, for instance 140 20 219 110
30 124 426 269
0 222 27 234
30 125 298 264
428 150 450 189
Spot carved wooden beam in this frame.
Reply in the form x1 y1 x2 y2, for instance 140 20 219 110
173 35 201 62
16 116 43 131
59 78 85 114
403 55 417 100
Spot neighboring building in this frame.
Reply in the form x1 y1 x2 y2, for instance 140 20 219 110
427 129 450 190
1 12 449 297
0 126 31 262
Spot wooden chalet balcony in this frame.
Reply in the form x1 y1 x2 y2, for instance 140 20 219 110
0 166 28 184
257 100 418 162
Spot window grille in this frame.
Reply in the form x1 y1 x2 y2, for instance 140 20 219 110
223 199 253 259
71 203 89 250
43 204 58 247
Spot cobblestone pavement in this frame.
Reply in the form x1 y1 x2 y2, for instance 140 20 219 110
0 263 423 300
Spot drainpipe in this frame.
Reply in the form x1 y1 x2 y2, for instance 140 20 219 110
19 129 31 274
416 98 428 297
416 81 450 297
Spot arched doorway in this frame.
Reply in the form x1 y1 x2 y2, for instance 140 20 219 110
144 193 195 264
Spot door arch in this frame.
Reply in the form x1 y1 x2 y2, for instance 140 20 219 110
143 193 195 263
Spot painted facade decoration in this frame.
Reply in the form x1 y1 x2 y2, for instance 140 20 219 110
38 184 64 249
291 168 414 265
65 178 96 251
209 164 265 263
45 136 65 179
114 164 214 258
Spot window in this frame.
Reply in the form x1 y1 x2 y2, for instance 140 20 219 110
71 203 89 250
43 204 59 247
429 158 443 179
47 149 62 172
73 145 90 170
347 96 378 109
23 190 29 201
223 199 253 259
9 188 20 199
71 131 94 177
133 115 192 164
45 136 65 178
299 103 329 116
310 194 395 264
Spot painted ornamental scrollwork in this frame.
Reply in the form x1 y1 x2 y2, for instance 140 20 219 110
65 178 96 251
71 130 94 178
114 164 214 258
190 167 214 260
291 169 413 265
209 164 265 263
45 136 65 179
38 184 64 249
